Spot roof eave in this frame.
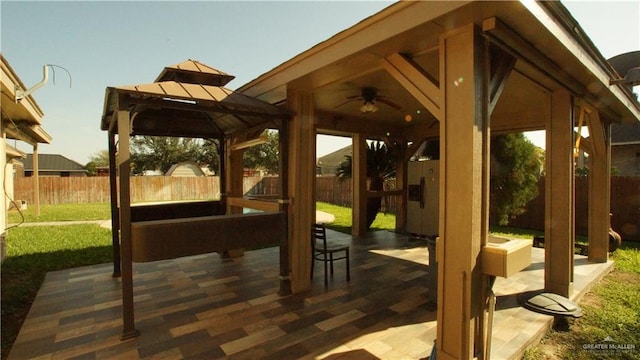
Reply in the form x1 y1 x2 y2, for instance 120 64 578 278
236 1 471 102
530 1 640 123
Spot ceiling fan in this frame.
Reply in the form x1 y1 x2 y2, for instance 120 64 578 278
335 87 401 113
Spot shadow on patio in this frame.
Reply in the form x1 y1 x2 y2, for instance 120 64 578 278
8 229 612 359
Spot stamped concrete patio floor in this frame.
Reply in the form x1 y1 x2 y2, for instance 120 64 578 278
8 230 613 360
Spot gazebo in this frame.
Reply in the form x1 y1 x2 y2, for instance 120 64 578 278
101 59 293 339
100 2 640 359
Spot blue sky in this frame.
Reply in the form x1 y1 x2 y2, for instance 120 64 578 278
2 1 638 164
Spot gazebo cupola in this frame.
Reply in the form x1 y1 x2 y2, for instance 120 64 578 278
154 59 236 86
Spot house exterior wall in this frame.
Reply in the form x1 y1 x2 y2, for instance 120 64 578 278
25 171 87 177
612 144 640 176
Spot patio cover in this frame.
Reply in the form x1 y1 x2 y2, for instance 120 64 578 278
235 1 639 359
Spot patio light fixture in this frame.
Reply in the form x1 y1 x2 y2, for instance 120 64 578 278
360 100 378 113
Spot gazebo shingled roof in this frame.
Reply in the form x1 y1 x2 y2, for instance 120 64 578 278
101 81 289 138
100 61 290 139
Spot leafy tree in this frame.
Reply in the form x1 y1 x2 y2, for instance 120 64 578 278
243 130 280 174
336 141 397 229
130 136 218 175
490 133 542 226
193 139 221 174
85 150 109 176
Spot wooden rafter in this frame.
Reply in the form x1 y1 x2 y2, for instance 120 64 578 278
381 53 443 122
488 46 516 116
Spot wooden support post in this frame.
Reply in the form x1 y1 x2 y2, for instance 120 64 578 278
352 134 368 237
219 137 227 208
436 24 488 360
117 108 139 339
226 138 245 215
108 131 120 277
585 108 610 262
545 89 575 297
33 143 40 217
278 119 292 295
287 89 316 293
395 142 408 233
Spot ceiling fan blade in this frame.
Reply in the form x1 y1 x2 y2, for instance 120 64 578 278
376 97 402 110
335 98 360 109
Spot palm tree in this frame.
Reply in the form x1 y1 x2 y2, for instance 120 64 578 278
336 141 397 229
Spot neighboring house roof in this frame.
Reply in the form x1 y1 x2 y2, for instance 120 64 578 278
165 161 205 177
612 122 640 145
317 145 352 169
22 154 87 173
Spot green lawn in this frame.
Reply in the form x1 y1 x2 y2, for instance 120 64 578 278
1 224 113 359
316 201 396 233
523 242 640 360
8 202 111 224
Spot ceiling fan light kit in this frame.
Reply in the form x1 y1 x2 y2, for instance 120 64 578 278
360 101 378 113
337 86 401 114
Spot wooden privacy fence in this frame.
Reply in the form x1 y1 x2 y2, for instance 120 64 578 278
13 175 639 240
254 176 400 213
502 176 639 241
14 176 259 205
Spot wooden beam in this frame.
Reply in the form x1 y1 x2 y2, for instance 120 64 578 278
126 95 291 120
381 53 443 122
398 122 440 145
314 111 406 138
584 103 607 156
482 17 586 97
367 189 403 197
545 89 575 297
575 132 593 154
240 1 471 99
482 16 624 122
488 46 516 116
226 197 280 212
